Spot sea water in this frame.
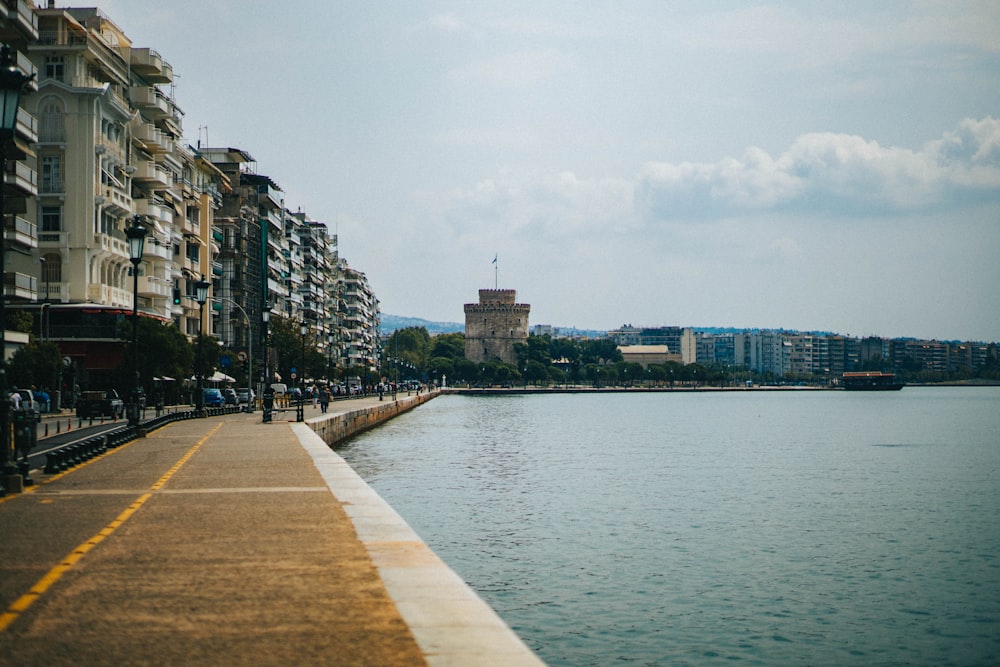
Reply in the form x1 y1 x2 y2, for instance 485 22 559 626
337 388 1000 666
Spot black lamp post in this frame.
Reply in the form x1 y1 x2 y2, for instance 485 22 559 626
261 305 270 389
194 275 210 415
125 217 146 428
296 320 306 422
0 45 31 491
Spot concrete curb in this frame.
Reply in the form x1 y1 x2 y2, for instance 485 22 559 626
293 401 546 667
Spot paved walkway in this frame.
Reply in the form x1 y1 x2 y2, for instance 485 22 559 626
0 398 544 666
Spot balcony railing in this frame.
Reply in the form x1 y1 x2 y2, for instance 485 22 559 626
4 215 37 250
4 271 37 301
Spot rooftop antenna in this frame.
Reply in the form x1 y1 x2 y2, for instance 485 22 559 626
198 125 207 149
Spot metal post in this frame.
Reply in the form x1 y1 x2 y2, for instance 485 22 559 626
0 137 11 491
296 322 306 422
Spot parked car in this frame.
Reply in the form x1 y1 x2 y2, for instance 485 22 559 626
76 390 124 419
221 388 238 405
13 389 41 414
236 388 255 404
202 388 224 407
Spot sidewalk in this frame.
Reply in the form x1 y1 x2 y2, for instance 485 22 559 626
0 398 545 666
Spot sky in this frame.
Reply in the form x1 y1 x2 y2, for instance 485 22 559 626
99 1 1000 342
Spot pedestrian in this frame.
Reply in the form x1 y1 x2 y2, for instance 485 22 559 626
319 386 330 413
311 385 319 409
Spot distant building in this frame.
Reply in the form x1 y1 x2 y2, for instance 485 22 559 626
608 325 696 364
618 345 677 368
464 289 530 365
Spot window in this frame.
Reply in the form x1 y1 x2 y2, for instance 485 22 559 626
41 252 62 283
44 56 64 82
40 206 62 232
41 156 63 193
39 99 64 142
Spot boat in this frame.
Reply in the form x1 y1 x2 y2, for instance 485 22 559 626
840 371 904 391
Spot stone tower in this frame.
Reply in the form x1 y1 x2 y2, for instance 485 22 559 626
464 289 530 365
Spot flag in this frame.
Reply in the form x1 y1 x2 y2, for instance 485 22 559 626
492 254 497 264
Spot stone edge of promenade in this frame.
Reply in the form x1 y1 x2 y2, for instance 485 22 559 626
296 392 547 667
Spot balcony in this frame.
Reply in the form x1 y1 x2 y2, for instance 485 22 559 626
130 86 169 117
133 197 170 224
138 274 171 299
143 238 172 261
134 122 172 154
37 229 66 246
6 0 38 40
4 214 36 250
94 232 129 259
6 160 37 197
133 160 171 188
129 48 173 84
101 186 132 217
15 107 36 144
4 271 37 301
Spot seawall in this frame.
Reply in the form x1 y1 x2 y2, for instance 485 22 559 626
301 391 546 666
308 390 437 446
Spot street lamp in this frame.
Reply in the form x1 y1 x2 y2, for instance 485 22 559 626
296 320 307 422
125 216 146 429
261 305 270 389
194 275 210 415
0 45 32 490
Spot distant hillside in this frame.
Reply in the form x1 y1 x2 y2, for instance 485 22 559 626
381 314 464 335
381 315 608 338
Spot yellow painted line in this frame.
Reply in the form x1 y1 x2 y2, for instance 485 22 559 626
0 421 178 506
0 422 223 632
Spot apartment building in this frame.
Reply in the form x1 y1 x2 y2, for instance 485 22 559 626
339 262 379 372
0 0 39 336
1 4 378 391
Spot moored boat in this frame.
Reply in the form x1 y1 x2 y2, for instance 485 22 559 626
841 371 904 391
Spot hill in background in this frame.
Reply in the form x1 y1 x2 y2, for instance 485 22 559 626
381 314 464 335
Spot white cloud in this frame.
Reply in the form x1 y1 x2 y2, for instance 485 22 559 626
637 118 1000 219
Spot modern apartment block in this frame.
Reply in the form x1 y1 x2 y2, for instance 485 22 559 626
607 325 696 364
1 4 378 393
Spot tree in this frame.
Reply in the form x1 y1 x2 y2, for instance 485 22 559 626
524 359 549 386
8 341 62 394
426 356 454 381
430 333 465 360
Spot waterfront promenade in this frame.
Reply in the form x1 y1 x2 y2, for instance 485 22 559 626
0 394 544 666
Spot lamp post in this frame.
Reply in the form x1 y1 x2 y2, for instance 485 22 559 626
125 217 146 429
261 305 271 422
262 305 270 389
0 45 32 491
211 296 252 412
296 320 307 422
194 275 210 415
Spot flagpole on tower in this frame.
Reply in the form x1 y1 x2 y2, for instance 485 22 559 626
493 253 498 288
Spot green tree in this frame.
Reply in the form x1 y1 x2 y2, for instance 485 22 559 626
430 333 465 360
524 359 549 386
8 340 62 394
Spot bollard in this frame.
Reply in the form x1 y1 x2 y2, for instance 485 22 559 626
44 451 61 474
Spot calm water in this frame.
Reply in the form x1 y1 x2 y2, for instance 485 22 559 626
337 388 1000 666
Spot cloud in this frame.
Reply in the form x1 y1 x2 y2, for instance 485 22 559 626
447 48 576 88
637 117 1000 220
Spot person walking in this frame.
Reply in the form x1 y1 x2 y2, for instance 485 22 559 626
319 386 330 413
